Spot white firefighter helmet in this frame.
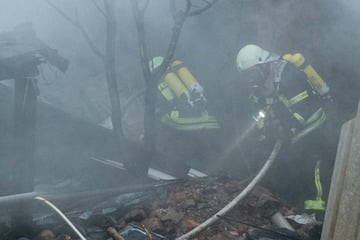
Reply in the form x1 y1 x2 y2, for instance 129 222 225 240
149 56 164 72
236 44 279 71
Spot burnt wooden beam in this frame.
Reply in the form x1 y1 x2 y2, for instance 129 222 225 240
321 100 360 239
12 77 37 193
10 76 38 237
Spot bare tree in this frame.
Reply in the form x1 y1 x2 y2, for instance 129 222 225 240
130 0 218 170
45 0 125 153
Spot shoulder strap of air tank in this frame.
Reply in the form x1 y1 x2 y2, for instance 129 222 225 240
169 61 186 72
274 60 287 93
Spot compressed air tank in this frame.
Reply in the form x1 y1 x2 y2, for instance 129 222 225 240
171 60 204 94
283 53 329 96
163 71 192 104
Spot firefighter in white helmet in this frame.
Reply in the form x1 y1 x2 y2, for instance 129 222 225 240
236 44 332 213
236 44 330 143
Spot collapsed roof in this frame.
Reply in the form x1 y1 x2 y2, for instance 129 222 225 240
0 22 68 80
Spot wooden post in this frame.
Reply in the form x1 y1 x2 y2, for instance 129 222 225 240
12 77 37 193
11 77 37 236
321 100 360 240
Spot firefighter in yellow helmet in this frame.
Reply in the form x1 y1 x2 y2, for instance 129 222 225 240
149 56 219 130
236 44 332 214
146 57 220 178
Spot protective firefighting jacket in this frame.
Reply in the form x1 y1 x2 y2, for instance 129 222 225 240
251 56 328 143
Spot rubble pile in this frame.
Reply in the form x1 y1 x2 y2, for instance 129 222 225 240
112 181 272 238
6 176 322 240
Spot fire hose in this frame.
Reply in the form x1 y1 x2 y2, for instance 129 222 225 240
176 139 283 240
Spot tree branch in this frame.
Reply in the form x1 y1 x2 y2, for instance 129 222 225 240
138 0 150 15
157 0 191 76
103 0 125 144
130 0 157 173
130 0 151 81
189 0 218 17
91 0 106 18
130 0 218 174
170 0 177 18
170 0 192 19
45 0 105 61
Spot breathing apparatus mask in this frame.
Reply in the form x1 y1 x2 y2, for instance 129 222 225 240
245 63 271 97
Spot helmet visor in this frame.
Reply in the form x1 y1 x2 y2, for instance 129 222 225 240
263 53 280 64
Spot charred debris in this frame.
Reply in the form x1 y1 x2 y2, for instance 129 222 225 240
0 175 323 240
0 0 359 240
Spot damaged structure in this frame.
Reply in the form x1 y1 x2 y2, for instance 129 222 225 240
0 23 68 235
1 100 359 239
0 23 68 194
0 1 360 240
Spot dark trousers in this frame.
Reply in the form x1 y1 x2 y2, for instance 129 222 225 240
264 125 335 216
